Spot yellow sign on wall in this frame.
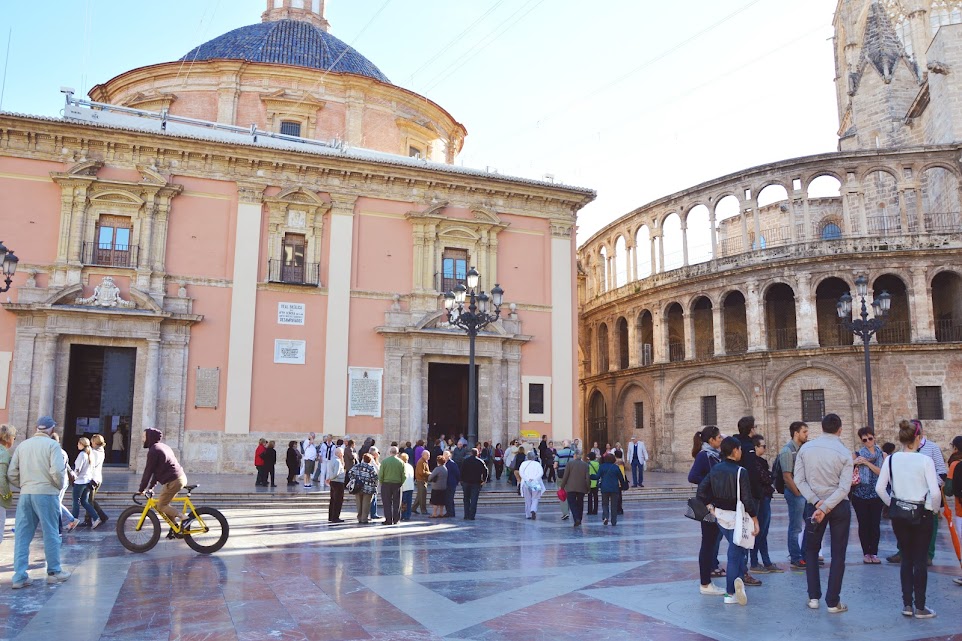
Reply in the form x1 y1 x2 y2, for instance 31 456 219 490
520 430 540 439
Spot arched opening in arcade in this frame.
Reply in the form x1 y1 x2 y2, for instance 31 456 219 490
637 310 654 366
722 291 748 354
932 271 962 342
816 277 853 347
691 296 714 360
666 303 686 362
616 316 629 369
597 322 610 373
765 283 798 350
587 390 608 449
873 274 911 344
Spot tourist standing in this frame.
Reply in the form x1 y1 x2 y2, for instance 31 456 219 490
778 421 810 569
461 448 488 520
480 441 494 482
400 453 415 521
493 443 505 480
301 433 317 488
110 426 125 465
350 453 378 525
586 452 600 515
326 447 346 523
254 438 267 486
697 437 758 606
795 413 853 613
377 447 405 526
598 453 626 526
87 434 108 526
368 447 382 519
851 427 885 564
875 420 941 618
689 426 725 595
314 435 336 489
414 450 430 515
506 440 520 485
9 417 70 588
262 440 277 487
559 454 590 526
517 451 545 519
733 417 763 587
427 456 448 518
748 435 782 573
286 441 301 485
626 436 649 488
0 424 15 545
443 450 461 517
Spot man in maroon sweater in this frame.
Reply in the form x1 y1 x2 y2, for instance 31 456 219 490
138 428 187 527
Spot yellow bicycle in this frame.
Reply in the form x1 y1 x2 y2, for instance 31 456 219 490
115 484 229 554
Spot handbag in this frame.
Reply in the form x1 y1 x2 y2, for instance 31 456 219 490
732 467 756 549
557 488 567 502
685 497 715 522
345 472 361 495
851 463 861 486
887 456 925 525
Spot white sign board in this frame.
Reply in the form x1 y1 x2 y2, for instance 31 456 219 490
348 367 383 417
278 302 306 325
274 339 306 364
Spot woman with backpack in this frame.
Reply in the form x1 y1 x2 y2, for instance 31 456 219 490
875 420 941 618
689 425 725 595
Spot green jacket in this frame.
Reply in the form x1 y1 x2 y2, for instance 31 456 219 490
588 460 600 489
378 455 406 484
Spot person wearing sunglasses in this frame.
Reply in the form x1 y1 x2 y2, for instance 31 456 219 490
852 427 885 564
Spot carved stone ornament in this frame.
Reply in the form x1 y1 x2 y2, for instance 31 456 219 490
75 276 136 308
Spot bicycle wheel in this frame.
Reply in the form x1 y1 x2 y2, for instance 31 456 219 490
116 506 161 553
183 507 229 554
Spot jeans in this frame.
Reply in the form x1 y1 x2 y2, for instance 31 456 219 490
719 526 749 596
631 460 644 486
750 496 772 567
805 499 851 607
785 491 807 563
0 506 6 543
370 494 380 519
71 483 97 522
380 483 402 524
893 511 933 608
328 481 344 521
462 483 480 519
566 492 585 523
699 520 720 585
851 494 883 555
587 488 599 515
401 490 413 520
13 494 63 583
601 492 617 524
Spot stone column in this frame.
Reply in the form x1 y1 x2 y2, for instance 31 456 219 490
745 281 765 352
680 221 689 267
684 309 695 360
898 189 909 234
652 309 667 364
801 191 812 241
37 334 58 419
910 265 935 342
795 273 819 347
627 315 640 368
650 235 657 274
712 304 725 356
608 320 618 372
857 191 868 235
708 210 718 258
141 339 160 429
750 200 761 248
657 234 665 274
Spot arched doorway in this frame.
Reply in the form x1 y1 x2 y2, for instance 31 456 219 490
588 390 608 449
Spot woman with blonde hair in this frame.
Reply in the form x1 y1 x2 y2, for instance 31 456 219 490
70 436 100 529
87 434 109 526
0 424 16 543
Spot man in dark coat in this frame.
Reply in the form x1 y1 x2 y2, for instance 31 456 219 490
443 451 461 517
460 449 489 520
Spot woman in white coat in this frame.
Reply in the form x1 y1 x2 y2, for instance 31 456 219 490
516 451 546 520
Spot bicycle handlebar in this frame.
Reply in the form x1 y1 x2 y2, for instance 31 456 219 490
132 491 153 505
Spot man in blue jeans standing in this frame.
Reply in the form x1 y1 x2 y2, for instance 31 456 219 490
778 421 809 569
460 448 488 520
795 413 854 613
9 417 71 589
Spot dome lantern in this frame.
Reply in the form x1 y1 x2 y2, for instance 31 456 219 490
262 0 330 31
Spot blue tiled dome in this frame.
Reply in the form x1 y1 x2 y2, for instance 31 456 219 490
180 20 391 84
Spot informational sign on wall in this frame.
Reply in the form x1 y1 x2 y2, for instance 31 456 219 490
278 302 306 325
194 367 220 408
348 367 383 417
274 339 306 364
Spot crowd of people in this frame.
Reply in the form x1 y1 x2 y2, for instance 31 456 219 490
689 413 962 618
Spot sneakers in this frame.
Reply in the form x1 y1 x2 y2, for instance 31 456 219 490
763 564 784 573
749 564 768 574
561 514 570 521
808 599 819 610
914 606 936 619
65 519 81 532
11 578 33 589
303 484 313 488
741 573 762 587
733 577 747 605
953 577 962 586
902 605 914 617
699 582 726 596
603 518 609 525
887 553 901 564
531 512 536 520
723 595 738 604
91 519 102 529
827 602 848 614
46 571 70 584
790 560 807 571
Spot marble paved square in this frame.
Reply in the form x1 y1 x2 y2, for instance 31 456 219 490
2 494 962 641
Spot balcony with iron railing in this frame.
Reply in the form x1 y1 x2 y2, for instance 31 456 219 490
82 242 138 268
267 260 320 286
768 327 798 351
668 342 685 362
935 319 962 343
725 333 748 355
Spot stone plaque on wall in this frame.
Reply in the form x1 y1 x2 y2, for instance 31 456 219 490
195 367 220 408
348 367 382 417
274 339 306 364
278 302 305 325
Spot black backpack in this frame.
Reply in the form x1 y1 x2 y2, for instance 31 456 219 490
772 454 785 494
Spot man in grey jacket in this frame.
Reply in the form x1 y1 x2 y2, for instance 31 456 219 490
9 416 71 589
795 413 854 613
559 455 591 526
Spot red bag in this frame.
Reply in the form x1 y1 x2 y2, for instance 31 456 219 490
557 488 567 502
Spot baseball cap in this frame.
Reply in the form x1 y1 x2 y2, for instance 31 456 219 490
37 416 57 432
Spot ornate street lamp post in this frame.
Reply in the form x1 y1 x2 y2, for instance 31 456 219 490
837 274 891 429
0 240 19 294
444 267 505 446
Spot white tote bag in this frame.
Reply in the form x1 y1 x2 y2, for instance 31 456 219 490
732 467 756 550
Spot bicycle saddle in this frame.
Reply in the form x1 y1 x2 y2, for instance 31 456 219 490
185 484 199 492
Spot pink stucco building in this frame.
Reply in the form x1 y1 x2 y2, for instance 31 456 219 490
0 1 594 472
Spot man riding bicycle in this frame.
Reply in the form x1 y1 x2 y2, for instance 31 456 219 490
138 428 188 535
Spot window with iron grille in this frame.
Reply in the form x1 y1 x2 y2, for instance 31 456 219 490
92 214 133 267
701 396 717 426
634 402 644 429
281 233 306 283
528 383 544 415
801 389 825 423
916 386 944 420
441 248 468 293
280 121 302 137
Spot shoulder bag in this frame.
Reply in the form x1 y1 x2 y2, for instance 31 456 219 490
732 467 756 549
888 456 925 525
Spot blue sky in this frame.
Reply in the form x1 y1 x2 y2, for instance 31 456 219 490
0 0 840 242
